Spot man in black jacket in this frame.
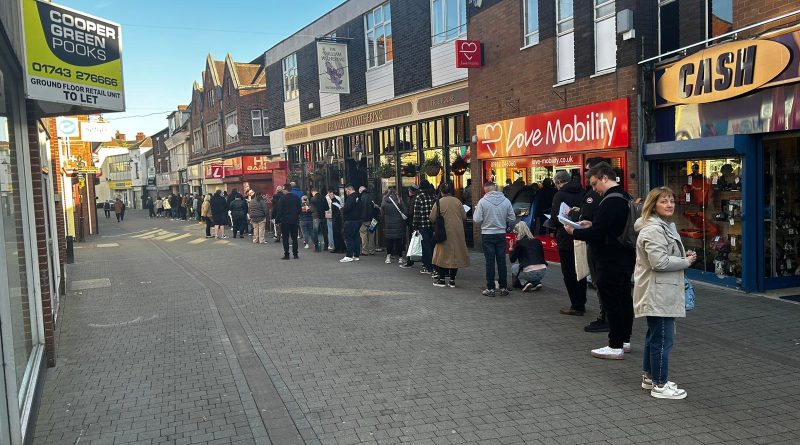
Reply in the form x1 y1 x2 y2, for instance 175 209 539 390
229 194 249 238
275 184 302 259
271 186 283 242
310 189 329 251
551 171 587 316
358 186 378 255
340 185 363 262
565 162 635 361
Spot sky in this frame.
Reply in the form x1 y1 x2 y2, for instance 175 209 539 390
61 0 346 139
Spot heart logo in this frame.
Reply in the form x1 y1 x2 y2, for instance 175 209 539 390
459 41 478 60
481 123 504 158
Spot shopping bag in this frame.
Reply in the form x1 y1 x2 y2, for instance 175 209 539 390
684 276 695 311
574 240 590 281
407 230 423 261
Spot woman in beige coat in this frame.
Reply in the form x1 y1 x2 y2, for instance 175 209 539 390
430 182 469 288
633 186 697 400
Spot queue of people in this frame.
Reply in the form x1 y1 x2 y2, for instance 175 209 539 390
141 167 695 400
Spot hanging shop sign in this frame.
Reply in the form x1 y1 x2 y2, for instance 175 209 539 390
21 0 125 111
655 30 800 108
455 40 482 68
476 99 629 160
207 164 224 179
80 121 114 141
317 41 350 94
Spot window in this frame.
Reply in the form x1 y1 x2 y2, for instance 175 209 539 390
432 0 467 44
251 110 270 137
659 0 679 55
207 120 220 148
594 0 616 73
365 3 393 68
708 0 732 38
110 161 128 173
192 129 203 152
556 0 575 83
282 53 298 101
225 112 238 143
207 89 215 107
251 110 263 136
523 0 539 46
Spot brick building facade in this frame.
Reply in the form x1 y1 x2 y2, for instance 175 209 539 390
187 54 276 195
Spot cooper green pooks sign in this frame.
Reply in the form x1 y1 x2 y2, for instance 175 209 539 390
22 0 125 111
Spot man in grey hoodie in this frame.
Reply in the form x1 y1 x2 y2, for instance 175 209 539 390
473 181 516 297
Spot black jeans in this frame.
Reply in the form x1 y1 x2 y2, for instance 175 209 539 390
588 246 606 321
482 233 507 289
436 267 458 279
596 261 634 349
386 238 404 257
232 215 247 237
281 223 299 256
204 217 213 237
315 218 329 249
344 220 362 258
420 228 434 270
559 248 587 311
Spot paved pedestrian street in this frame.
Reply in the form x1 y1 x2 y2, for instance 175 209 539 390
34 212 800 445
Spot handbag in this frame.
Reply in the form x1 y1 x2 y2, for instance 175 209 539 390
388 196 407 220
684 275 695 311
574 240 590 281
407 230 423 261
432 197 447 244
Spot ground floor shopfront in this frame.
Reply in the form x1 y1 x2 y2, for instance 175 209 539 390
475 98 635 261
647 27 800 292
283 82 472 202
200 155 286 197
1 28 61 445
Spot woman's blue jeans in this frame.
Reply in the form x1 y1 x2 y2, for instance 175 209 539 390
643 316 676 386
300 220 317 248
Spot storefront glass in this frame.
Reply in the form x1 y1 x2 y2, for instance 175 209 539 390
764 137 800 279
661 157 744 279
1 63 37 414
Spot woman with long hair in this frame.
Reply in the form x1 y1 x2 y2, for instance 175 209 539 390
381 186 407 264
633 186 697 400
429 183 469 287
509 221 547 292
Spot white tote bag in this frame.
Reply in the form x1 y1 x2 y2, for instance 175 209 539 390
407 230 423 261
574 240 590 281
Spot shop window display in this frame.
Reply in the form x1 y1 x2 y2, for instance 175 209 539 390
2 65 37 412
662 158 743 279
764 138 800 278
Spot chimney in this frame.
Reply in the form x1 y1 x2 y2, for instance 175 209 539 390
136 132 145 141
115 131 126 141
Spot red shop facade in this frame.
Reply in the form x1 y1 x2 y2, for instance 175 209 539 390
476 99 632 263
204 156 287 197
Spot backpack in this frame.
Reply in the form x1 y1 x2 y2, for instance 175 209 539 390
601 192 642 249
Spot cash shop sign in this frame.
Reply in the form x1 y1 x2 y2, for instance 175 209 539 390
21 0 125 111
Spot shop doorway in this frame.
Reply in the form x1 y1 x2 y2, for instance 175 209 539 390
763 137 800 286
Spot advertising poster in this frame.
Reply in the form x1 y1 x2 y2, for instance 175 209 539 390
317 41 350 94
22 0 125 111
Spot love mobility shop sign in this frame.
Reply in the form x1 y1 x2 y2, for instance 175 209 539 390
476 99 629 160
21 0 125 111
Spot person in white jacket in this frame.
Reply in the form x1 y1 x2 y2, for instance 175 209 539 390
633 186 697 400
473 181 516 297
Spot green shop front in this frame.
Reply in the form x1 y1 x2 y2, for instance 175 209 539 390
646 28 800 292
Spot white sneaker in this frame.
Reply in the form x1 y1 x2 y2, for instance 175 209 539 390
354 257 360 261
651 382 687 399
590 346 624 360
623 342 631 353
385 254 391 264
304 244 309 249
642 375 676 390
340 257 354 263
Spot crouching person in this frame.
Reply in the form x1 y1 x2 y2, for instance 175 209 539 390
510 221 547 292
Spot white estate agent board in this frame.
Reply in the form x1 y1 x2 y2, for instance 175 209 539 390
21 0 125 111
